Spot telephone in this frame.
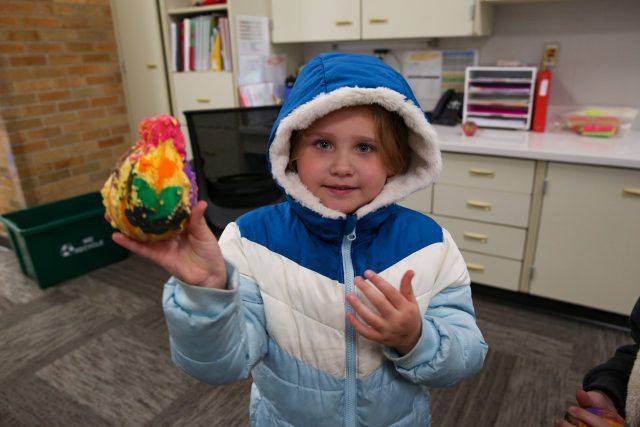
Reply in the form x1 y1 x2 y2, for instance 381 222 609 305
427 89 464 126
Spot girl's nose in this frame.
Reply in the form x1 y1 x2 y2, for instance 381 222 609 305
329 152 354 176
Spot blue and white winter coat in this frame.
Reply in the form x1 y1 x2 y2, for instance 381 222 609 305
163 53 488 427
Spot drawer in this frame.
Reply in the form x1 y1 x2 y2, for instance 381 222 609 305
433 184 531 227
398 187 432 213
461 251 521 292
439 153 535 194
173 72 236 124
433 215 526 260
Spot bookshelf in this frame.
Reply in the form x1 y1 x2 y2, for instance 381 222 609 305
158 1 237 130
157 0 303 156
463 66 537 130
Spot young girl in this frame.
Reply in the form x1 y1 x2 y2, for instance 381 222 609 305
114 52 487 426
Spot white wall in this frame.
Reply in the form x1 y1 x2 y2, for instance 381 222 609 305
302 0 640 129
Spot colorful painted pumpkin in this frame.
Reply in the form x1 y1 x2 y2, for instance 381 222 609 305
101 114 198 241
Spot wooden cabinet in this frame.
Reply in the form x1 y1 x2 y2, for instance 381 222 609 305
362 0 491 40
432 153 536 291
271 0 493 43
110 0 172 142
530 163 640 315
398 187 432 214
271 0 360 43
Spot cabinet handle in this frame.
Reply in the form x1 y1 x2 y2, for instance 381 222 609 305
623 187 640 197
466 262 485 272
196 98 211 103
469 168 496 177
369 17 389 24
335 20 353 26
463 231 489 242
147 64 158 69
466 200 492 210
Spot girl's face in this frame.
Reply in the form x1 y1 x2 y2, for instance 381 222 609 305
293 106 390 214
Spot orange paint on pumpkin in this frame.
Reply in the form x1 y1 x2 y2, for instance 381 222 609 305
154 142 177 192
137 156 153 173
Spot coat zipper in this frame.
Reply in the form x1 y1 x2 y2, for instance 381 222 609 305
342 227 357 427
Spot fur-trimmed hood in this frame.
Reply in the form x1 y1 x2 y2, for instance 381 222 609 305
267 52 441 219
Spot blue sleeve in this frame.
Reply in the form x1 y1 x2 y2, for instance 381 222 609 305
384 285 488 387
162 260 268 384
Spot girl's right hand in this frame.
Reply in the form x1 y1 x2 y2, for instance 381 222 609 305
110 200 227 289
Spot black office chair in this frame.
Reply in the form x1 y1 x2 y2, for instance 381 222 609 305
185 106 284 235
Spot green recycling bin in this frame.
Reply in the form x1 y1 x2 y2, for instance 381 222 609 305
0 192 129 288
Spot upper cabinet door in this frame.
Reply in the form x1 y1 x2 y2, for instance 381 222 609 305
271 0 360 43
362 0 480 39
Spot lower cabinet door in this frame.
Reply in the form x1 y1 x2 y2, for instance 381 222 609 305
530 162 640 315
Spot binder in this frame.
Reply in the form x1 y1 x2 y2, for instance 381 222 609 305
532 69 552 132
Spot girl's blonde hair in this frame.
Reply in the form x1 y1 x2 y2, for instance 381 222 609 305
288 104 410 176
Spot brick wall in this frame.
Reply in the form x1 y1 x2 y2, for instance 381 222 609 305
0 0 131 222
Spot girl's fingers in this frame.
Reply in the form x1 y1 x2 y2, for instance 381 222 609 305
191 200 207 221
188 201 209 232
346 293 384 330
346 312 382 342
354 275 393 317
399 270 416 301
186 201 219 245
363 270 405 309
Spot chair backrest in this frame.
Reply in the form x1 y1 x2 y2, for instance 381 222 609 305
184 106 284 234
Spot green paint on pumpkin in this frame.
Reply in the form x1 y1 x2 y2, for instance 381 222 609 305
132 177 183 220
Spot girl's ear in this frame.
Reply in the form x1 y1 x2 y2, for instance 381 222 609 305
384 172 394 184
386 164 396 179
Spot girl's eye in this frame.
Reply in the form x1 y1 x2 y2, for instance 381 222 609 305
314 139 332 150
355 143 374 153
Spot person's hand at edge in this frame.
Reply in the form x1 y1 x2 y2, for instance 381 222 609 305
555 389 624 427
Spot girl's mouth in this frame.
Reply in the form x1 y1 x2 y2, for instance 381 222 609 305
325 185 356 194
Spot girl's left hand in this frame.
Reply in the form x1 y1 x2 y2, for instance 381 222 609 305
346 270 422 355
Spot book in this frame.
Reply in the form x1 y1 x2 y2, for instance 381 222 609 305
182 18 190 72
220 17 232 71
170 22 178 72
211 21 222 71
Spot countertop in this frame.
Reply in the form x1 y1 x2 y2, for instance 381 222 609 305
433 125 640 169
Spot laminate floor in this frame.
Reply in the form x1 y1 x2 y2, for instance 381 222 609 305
0 246 631 426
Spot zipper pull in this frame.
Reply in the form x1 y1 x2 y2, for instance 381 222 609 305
347 228 356 241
